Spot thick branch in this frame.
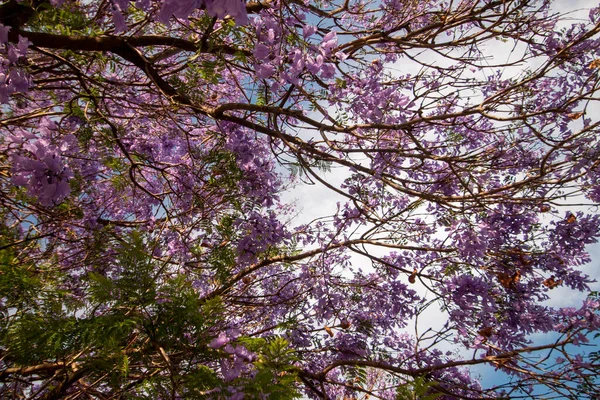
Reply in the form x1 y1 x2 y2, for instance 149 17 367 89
12 30 248 56
0 362 66 379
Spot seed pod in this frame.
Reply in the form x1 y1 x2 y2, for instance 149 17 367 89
478 326 493 338
408 269 417 284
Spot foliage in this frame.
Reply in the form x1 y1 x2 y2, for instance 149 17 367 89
0 0 600 398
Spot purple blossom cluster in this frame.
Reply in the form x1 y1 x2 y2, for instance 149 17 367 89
158 0 248 25
252 14 342 90
235 210 288 264
209 331 256 382
112 0 249 31
8 123 74 206
225 127 282 207
0 27 32 103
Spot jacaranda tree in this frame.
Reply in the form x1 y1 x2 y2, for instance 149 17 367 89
1 0 599 398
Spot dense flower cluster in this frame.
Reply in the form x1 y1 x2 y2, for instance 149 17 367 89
0 26 31 103
8 121 74 206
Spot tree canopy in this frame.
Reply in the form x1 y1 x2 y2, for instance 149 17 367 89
1 0 600 398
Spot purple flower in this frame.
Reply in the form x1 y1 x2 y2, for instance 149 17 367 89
204 0 248 25
11 140 73 207
306 55 324 74
159 0 201 23
111 6 128 32
8 69 31 93
253 43 270 61
236 210 288 263
208 332 229 349
220 358 243 381
321 31 338 53
0 73 10 103
0 24 10 44
135 0 150 10
303 25 317 38
256 63 275 79
17 36 31 56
